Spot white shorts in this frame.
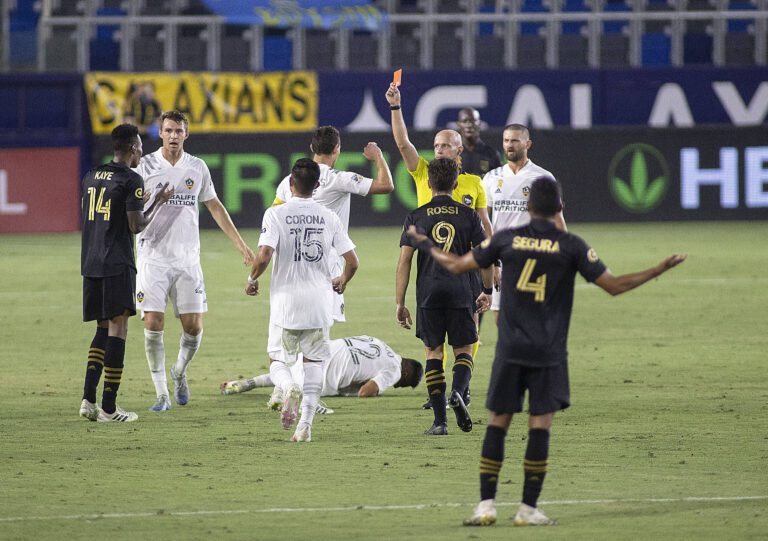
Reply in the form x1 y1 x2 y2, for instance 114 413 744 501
281 327 330 366
136 260 208 317
268 322 331 364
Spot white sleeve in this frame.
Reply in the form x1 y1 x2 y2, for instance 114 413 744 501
199 161 217 202
336 170 373 197
257 208 280 249
275 176 290 203
482 172 493 207
371 358 401 395
331 213 355 254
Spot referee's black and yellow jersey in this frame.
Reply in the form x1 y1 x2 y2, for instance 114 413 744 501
409 156 487 210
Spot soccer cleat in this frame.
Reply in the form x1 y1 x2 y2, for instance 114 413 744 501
290 425 312 442
97 405 138 423
448 390 473 432
463 499 497 526
79 399 100 421
221 378 257 396
421 399 450 410
267 386 284 411
148 395 171 412
423 423 448 436
463 386 471 406
281 384 302 430
512 503 557 526
315 400 334 415
170 367 189 406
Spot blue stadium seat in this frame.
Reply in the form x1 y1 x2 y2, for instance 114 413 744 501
90 7 126 71
520 0 549 36
263 29 292 71
683 32 713 63
561 0 591 35
603 0 631 34
642 32 671 65
727 0 757 32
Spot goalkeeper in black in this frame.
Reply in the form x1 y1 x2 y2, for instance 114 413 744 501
405 176 686 526
79 124 173 423
396 158 493 436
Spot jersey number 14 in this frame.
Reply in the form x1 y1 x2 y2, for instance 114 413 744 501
86 187 111 221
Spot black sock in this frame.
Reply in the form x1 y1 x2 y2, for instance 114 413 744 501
452 352 473 397
82 327 108 403
480 425 506 501
425 359 446 425
101 336 126 414
522 428 550 508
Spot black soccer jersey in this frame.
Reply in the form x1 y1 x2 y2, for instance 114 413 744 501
461 139 502 177
80 161 144 277
401 195 486 309
473 218 607 367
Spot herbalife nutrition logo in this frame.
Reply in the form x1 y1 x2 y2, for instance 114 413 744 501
608 143 670 213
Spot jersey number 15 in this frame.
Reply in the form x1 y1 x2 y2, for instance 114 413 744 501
290 227 324 262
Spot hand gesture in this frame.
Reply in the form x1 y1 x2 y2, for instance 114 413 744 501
362 142 383 161
241 245 256 266
405 225 428 244
155 182 174 205
475 292 491 314
656 254 688 274
332 276 347 294
385 83 401 107
396 304 412 329
245 280 259 296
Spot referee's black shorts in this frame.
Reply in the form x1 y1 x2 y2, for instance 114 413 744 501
416 306 477 348
485 358 570 415
83 267 137 322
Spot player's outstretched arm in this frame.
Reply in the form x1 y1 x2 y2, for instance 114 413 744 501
204 197 256 265
332 249 359 294
385 83 420 172
405 225 481 275
594 254 687 296
128 182 173 234
245 245 274 296
363 142 394 195
357 380 380 397
395 246 414 329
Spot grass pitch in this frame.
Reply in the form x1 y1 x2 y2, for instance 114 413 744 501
0 222 766 540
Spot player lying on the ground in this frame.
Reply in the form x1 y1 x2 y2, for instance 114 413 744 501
221 335 423 409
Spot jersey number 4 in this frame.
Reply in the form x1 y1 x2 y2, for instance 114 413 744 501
290 227 324 262
86 187 111 221
516 258 547 302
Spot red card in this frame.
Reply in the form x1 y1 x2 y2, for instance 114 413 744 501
393 68 402 87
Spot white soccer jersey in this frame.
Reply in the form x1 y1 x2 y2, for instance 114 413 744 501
259 198 355 330
482 160 555 232
274 163 373 232
134 149 216 268
288 336 402 396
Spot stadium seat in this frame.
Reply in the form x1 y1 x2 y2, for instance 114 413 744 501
305 29 336 71
44 26 79 71
391 34 421 69
139 0 175 15
726 0 756 33
559 33 589 67
50 0 86 17
683 31 713 63
89 6 125 71
133 26 165 71
432 23 463 69
600 32 631 66
642 31 671 64
602 0 631 34
177 35 208 71
517 34 547 68
724 31 755 65
474 34 505 69
348 31 379 70
561 0 591 36
263 28 292 71
520 0 549 36
220 26 252 72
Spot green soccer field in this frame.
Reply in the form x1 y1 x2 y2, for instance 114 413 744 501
0 222 766 541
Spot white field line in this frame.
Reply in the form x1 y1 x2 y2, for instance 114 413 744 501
0 495 765 523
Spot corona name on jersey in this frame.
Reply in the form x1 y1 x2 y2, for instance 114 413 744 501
512 236 561 253
285 214 326 225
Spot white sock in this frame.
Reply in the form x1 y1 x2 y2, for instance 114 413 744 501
269 361 293 393
145 329 167 398
173 331 202 376
299 361 322 428
253 374 272 387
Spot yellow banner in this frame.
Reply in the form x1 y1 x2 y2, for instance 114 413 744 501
84 71 318 134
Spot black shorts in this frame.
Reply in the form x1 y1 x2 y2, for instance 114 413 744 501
469 270 482 311
485 359 570 415
83 268 137 322
416 307 478 348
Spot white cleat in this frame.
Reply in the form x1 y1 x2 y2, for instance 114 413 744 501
463 499 497 526
290 425 312 442
315 400 334 415
79 399 100 421
512 503 557 526
267 386 284 411
97 405 138 423
280 384 302 430
221 378 256 395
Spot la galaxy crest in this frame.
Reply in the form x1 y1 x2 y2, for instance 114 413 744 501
185 178 194 190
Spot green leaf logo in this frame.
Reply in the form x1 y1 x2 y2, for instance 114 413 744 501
608 144 669 213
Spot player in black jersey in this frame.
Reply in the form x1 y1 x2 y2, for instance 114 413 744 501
396 158 493 436
456 107 502 178
406 176 686 526
79 124 173 423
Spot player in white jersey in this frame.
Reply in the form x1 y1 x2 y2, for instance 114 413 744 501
246 158 359 442
220 336 424 405
135 110 254 412
482 124 567 318
273 125 393 322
